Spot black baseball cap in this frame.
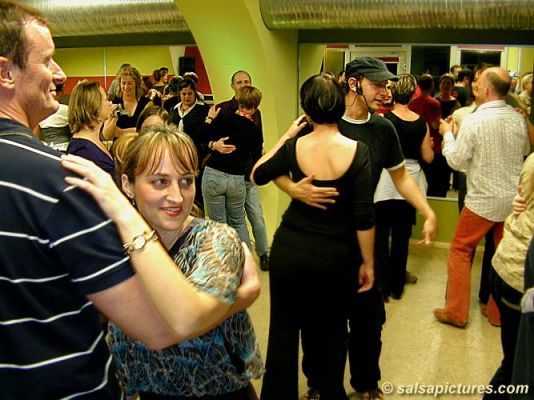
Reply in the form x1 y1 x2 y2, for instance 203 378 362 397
345 56 398 82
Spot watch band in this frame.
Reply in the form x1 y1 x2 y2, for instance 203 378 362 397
123 230 158 255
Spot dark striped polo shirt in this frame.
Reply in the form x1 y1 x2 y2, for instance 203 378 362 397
0 118 133 399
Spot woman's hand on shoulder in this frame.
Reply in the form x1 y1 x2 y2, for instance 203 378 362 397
285 115 310 139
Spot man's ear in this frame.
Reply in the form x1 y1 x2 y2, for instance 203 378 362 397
0 57 15 87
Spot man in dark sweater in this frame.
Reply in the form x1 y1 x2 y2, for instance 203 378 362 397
275 57 437 400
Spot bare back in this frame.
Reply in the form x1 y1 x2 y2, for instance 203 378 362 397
295 126 358 181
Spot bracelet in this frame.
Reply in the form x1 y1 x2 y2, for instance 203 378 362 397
123 230 158 255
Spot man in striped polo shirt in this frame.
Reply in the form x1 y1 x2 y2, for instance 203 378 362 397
0 2 259 398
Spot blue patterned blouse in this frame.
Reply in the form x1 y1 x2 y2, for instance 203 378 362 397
108 219 264 396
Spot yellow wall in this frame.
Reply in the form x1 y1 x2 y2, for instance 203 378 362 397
413 198 459 244
54 45 175 78
176 0 299 240
520 47 534 73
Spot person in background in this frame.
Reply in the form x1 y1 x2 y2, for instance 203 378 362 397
104 65 157 139
66 80 115 176
518 73 532 115
452 69 473 108
217 70 271 271
201 86 263 248
254 73 375 400
183 71 205 104
163 75 183 113
374 73 434 301
34 81 70 151
107 63 130 101
450 64 462 78
108 125 263 400
135 105 169 133
0 3 259 398
152 67 169 94
169 78 210 209
409 74 444 197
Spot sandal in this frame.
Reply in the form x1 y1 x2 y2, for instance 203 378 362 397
361 388 384 400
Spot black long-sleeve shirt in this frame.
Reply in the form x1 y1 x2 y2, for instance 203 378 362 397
201 114 263 176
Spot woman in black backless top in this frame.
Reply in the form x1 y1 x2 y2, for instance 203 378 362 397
252 74 375 400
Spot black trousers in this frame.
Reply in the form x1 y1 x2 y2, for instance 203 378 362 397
374 200 415 298
302 287 386 394
422 153 451 198
260 238 353 400
484 269 522 400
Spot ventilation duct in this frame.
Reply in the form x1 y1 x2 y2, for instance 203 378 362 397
19 0 189 37
260 0 533 30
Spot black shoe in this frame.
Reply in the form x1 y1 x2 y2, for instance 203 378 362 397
260 254 269 271
300 388 320 400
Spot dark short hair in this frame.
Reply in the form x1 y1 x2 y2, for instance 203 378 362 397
178 78 197 93
300 73 345 124
231 70 251 85
450 65 461 73
417 74 434 92
167 76 183 95
457 69 473 82
235 86 262 110
391 74 417 105
0 1 46 69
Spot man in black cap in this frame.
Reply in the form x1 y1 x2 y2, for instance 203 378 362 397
275 56 437 400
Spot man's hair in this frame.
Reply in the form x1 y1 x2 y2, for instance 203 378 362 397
450 65 461 73
68 80 103 133
300 73 345 124
391 74 417 105
231 70 251 85
235 86 262 110
484 70 511 97
417 74 434 92
167 76 183 95
0 1 46 69
457 69 473 83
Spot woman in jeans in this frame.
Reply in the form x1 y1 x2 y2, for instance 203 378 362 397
201 86 263 248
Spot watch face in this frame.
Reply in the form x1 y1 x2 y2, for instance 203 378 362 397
132 235 146 250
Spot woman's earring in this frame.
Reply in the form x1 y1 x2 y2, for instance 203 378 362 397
128 194 136 206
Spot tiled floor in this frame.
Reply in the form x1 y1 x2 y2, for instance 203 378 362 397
247 243 502 400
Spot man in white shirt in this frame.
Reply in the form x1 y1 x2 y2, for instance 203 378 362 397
434 67 529 328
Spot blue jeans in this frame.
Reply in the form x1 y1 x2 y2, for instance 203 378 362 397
245 181 269 257
202 166 251 248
